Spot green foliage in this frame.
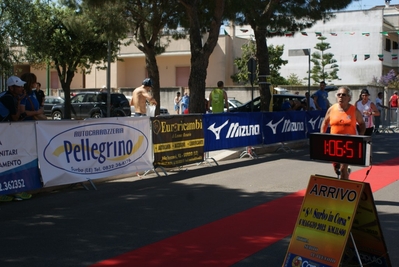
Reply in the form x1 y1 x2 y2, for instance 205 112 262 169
0 0 30 80
231 40 256 85
5 0 127 118
84 0 184 115
178 0 225 113
309 36 340 84
286 73 304 85
226 0 352 111
231 41 287 86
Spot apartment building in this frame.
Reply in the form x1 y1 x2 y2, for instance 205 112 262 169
21 4 399 93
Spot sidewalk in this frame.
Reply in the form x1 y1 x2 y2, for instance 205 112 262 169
207 139 309 162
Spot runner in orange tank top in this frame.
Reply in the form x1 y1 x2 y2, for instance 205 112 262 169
320 86 366 180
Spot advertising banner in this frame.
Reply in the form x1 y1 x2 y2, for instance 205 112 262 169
344 182 392 266
306 110 327 136
152 115 204 167
203 112 263 151
262 111 307 144
283 175 362 267
0 122 42 195
36 117 153 187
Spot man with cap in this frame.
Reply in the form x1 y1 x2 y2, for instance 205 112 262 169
0 76 27 122
356 88 380 136
0 76 32 202
131 78 157 116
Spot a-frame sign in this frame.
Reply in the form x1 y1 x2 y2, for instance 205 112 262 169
282 175 392 267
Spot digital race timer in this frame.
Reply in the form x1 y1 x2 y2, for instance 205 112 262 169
309 133 372 166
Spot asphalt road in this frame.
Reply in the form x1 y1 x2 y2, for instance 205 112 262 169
1 132 398 267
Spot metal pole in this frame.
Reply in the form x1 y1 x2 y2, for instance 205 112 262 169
106 40 111 117
46 63 50 96
307 49 311 110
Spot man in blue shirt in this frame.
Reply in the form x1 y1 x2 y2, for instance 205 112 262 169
313 81 329 110
181 92 189 114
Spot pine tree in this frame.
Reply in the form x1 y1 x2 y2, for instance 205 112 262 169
309 36 340 84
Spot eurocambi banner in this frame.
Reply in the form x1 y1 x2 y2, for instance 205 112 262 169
36 117 152 187
151 115 204 167
0 122 42 195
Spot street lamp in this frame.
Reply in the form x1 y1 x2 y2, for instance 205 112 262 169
288 48 311 110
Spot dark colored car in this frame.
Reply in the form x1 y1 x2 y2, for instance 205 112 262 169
230 94 306 112
51 92 131 120
43 96 65 116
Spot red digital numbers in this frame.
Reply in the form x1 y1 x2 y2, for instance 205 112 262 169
323 140 360 159
310 133 370 166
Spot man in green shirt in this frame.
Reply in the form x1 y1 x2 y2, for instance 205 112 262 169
208 81 229 113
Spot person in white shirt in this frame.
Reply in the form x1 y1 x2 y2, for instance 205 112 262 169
305 92 316 110
355 89 380 136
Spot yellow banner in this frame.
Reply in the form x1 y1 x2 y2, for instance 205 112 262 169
283 175 363 267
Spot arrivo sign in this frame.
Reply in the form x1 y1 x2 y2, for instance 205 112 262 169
309 133 371 166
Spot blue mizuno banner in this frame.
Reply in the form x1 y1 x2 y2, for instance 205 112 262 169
262 111 307 144
305 110 327 136
203 112 263 152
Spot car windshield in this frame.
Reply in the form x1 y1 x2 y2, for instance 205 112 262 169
229 99 243 107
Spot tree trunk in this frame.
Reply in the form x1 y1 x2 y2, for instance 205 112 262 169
188 53 208 113
254 27 271 111
180 0 225 114
143 48 161 115
56 65 74 119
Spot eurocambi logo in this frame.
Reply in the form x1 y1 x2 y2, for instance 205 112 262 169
43 123 149 174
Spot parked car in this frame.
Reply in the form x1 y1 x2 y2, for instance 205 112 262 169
230 94 306 112
43 96 64 116
207 98 244 112
51 92 131 120
125 96 169 116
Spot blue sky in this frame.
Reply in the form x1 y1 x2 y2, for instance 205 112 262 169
344 0 398 10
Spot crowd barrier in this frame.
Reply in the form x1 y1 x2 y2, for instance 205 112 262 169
0 110 326 196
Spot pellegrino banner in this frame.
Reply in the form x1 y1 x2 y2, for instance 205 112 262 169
36 117 153 187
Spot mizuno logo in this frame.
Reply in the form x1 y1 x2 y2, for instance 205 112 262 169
208 120 260 140
226 123 260 138
208 120 229 140
266 117 284 134
266 118 304 134
308 116 320 130
282 120 304 132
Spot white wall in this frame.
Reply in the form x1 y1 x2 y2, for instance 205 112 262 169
227 9 399 86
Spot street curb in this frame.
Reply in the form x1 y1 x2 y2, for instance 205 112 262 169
209 139 309 161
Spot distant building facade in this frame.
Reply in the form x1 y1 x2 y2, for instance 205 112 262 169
14 4 399 93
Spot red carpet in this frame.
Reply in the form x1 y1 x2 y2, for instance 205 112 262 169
91 158 399 267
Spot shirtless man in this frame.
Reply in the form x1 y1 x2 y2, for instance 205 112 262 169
131 78 157 116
